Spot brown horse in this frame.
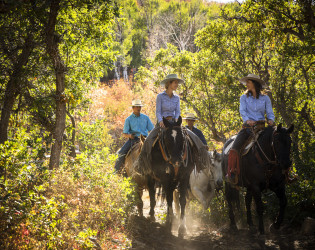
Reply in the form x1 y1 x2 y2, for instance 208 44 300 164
124 135 153 217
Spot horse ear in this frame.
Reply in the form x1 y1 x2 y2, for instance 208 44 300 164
277 123 282 132
175 116 182 126
286 124 294 134
163 117 171 128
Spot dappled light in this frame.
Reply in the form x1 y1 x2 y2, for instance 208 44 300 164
0 0 314 248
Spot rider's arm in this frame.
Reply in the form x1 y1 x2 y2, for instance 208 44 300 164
240 95 249 123
123 117 134 139
265 95 275 122
174 96 180 121
156 94 163 123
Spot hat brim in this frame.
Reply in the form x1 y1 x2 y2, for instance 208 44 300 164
160 78 184 86
183 117 198 120
131 104 144 107
240 77 267 88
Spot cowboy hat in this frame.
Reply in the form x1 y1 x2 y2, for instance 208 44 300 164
131 99 144 107
239 74 267 88
182 113 198 120
160 74 184 86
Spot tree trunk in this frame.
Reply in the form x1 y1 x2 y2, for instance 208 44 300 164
0 35 33 144
46 0 66 170
66 110 76 158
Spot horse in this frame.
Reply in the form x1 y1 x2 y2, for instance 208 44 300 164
222 124 294 234
140 116 197 237
174 150 223 215
124 135 156 217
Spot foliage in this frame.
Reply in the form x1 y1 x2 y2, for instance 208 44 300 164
0 122 136 249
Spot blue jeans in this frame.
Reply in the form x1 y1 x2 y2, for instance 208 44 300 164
114 137 139 171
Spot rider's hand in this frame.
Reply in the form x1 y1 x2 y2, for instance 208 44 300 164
267 120 275 126
129 134 135 139
246 120 255 126
159 121 165 128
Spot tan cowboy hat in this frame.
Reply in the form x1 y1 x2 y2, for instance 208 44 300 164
239 74 267 89
131 99 144 107
183 113 198 120
160 74 184 86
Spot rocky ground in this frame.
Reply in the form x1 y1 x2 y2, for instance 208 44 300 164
128 192 315 250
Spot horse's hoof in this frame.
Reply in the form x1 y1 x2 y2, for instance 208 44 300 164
178 225 187 238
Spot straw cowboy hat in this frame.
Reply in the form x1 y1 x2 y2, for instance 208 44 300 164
183 113 198 121
239 74 267 89
131 99 144 107
160 74 184 86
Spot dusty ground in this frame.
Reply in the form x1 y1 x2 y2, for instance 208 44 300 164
128 191 315 250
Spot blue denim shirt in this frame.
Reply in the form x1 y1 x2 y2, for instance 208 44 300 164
240 94 275 122
123 113 154 137
156 91 180 123
186 126 207 145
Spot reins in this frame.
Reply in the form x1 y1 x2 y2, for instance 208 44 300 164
255 128 278 166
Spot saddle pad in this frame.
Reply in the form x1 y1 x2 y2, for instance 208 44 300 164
223 135 236 155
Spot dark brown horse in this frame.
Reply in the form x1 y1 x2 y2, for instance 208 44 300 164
222 124 294 234
139 116 195 237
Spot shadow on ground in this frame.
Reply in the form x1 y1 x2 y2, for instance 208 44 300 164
128 215 315 250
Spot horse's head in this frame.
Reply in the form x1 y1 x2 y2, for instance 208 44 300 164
209 150 223 190
273 123 294 170
162 116 185 167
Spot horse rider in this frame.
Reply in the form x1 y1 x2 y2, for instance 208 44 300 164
227 74 275 184
114 99 154 173
183 113 209 150
227 74 297 184
139 74 210 173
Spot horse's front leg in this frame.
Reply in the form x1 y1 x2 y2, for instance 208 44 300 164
178 178 189 237
148 176 156 221
245 188 254 228
271 185 287 230
163 176 176 231
252 186 264 234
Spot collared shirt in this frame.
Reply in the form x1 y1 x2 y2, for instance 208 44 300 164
123 113 154 137
240 94 275 122
186 125 207 145
156 91 180 123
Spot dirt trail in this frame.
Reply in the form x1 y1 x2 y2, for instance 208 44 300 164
128 191 314 249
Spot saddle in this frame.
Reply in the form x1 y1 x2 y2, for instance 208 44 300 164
224 130 263 157
125 141 141 159
225 127 265 186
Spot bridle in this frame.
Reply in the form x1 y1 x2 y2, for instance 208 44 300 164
158 126 189 168
255 128 279 166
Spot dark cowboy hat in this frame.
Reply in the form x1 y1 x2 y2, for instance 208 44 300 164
239 74 267 88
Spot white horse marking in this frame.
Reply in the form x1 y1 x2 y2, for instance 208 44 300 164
172 130 177 142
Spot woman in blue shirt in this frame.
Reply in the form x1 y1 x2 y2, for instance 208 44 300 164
139 74 184 169
156 74 182 126
228 74 275 183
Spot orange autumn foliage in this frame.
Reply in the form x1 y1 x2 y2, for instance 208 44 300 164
89 80 158 150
